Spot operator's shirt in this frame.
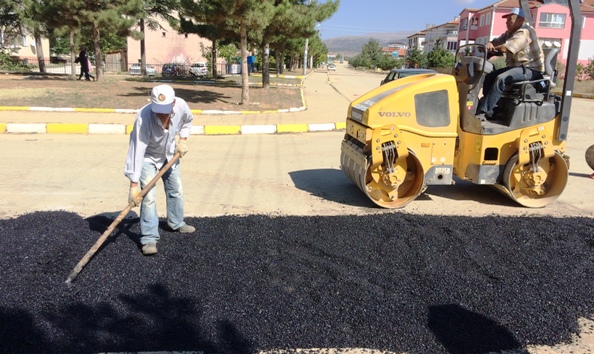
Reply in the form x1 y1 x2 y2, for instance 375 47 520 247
124 97 194 183
492 23 544 72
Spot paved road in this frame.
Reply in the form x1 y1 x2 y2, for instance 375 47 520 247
1 63 592 219
0 64 593 354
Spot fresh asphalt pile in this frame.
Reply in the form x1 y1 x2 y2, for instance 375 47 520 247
0 211 592 354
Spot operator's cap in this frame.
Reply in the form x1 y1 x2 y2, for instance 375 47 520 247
502 7 525 18
151 84 175 114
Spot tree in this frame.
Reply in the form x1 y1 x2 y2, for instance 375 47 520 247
136 0 180 76
179 0 238 79
406 46 427 68
179 0 275 105
42 0 87 78
426 39 454 68
0 0 23 48
76 0 144 81
348 38 384 69
260 0 338 88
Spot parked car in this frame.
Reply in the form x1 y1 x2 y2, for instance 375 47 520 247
190 62 208 77
380 68 437 85
162 63 187 77
129 63 156 76
328 63 336 71
50 56 67 64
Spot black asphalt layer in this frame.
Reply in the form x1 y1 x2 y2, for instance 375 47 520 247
0 211 592 354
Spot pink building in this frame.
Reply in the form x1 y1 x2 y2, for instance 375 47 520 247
457 0 594 65
126 15 216 73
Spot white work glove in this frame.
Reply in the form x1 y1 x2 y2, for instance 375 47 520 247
176 139 188 158
128 185 141 207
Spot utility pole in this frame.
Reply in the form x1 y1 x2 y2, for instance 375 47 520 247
303 0 310 76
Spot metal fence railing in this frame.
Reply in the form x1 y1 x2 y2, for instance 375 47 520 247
14 57 232 77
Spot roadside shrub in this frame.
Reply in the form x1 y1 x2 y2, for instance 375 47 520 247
584 57 594 80
576 63 586 81
0 51 33 72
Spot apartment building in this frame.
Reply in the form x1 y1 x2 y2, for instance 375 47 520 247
457 0 594 65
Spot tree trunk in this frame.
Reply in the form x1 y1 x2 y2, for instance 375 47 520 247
34 32 45 73
275 51 280 78
211 40 218 78
69 30 76 79
240 22 249 105
140 18 146 76
262 42 270 89
93 26 102 81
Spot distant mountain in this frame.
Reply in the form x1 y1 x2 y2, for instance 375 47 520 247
323 31 417 58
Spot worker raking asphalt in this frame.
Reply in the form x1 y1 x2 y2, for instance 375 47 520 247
0 211 592 353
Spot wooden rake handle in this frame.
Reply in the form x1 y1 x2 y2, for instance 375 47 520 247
65 153 181 285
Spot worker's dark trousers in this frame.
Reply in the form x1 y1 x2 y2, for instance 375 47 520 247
478 66 541 116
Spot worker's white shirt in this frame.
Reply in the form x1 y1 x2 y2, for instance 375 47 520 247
124 97 193 183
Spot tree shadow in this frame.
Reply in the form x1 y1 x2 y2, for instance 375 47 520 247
428 304 526 354
0 283 251 353
121 86 233 106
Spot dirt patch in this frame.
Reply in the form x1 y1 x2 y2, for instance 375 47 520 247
0 73 303 111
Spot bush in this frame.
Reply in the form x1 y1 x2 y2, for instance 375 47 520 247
584 57 594 80
0 51 33 72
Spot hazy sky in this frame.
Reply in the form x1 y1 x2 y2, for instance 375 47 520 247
318 0 498 40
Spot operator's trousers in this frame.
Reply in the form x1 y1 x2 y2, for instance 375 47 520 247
138 161 187 245
478 65 542 116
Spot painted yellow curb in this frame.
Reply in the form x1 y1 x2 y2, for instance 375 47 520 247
191 109 203 114
73 108 115 113
0 123 6 133
204 125 241 135
46 123 88 134
335 122 347 130
277 124 309 133
0 106 30 111
126 125 134 134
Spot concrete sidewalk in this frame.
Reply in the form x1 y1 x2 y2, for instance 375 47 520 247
0 71 349 135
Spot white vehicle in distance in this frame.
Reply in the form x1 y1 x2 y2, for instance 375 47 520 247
190 62 208 77
129 63 156 76
328 63 336 71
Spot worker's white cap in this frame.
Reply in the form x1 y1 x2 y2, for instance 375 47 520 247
151 84 175 114
502 7 525 18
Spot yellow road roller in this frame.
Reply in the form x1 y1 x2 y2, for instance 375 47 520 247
340 0 582 209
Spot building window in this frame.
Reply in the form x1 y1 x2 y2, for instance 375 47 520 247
486 13 492 26
447 41 457 51
21 35 27 46
539 13 566 29
479 14 485 27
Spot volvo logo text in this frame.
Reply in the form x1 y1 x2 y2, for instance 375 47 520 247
378 112 411 118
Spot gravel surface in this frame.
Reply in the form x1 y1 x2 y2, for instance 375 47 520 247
0 211 592 354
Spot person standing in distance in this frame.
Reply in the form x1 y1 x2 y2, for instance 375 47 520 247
124 84 195 256
476 7 544 120
75 46 95 81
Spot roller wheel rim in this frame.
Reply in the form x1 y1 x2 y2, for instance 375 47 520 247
503 151 568 208
362 151 425 208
